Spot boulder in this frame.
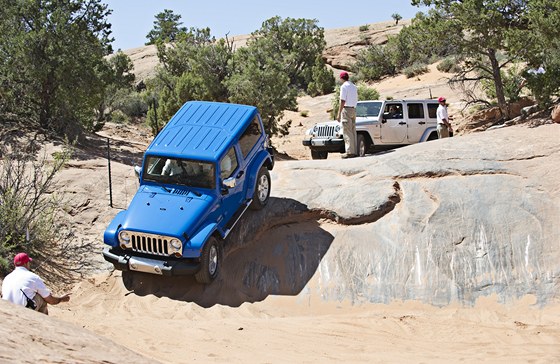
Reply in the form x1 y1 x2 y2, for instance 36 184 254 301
509 97 535 117
265 124 560 306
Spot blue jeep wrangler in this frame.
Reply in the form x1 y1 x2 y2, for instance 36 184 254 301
102 101 274 284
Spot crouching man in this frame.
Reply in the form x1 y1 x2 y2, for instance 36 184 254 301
1 253 70 315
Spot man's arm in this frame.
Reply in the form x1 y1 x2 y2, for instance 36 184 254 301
445 113 453 131
42 293 70 305
337 99 346 121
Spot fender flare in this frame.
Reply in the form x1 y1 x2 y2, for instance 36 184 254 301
186 223 219 255
103 211 127 247
244 150 273 201
420 127 438 142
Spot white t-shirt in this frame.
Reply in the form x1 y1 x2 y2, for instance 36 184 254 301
436 105 449 125
340 81 358 107
162 159 182 176
1 267 51 307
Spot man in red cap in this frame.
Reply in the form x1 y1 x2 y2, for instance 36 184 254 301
436 96 453 138
1 252 70 314
336 71 358 158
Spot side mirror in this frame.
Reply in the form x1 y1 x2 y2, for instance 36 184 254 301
134 165 142 178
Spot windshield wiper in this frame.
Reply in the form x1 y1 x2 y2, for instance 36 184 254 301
183 187 202 197
145 176 203 196
145 178 172 193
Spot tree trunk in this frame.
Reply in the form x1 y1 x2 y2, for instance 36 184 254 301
39 58 58 129
488 48 509 119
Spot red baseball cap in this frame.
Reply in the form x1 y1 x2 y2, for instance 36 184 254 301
438 96 446 102
339 71 349 79
14 253 32 267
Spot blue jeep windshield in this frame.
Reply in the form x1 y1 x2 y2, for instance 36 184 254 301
356 102 382 118
143 156 215 190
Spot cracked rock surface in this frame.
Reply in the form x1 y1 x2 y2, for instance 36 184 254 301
258 124 560 306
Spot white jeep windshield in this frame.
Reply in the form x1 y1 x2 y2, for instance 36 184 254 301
356 101 382 118
143 156 215 189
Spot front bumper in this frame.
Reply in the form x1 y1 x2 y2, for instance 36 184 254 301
302 138 345 152
103 247 200 276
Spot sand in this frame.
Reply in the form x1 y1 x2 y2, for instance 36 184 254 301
49 270 560 363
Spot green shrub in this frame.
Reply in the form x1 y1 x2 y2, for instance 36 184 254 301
437 57 462 73
522 56 560 108
355 44 397 81
359 25 369 32
358 85 380 101
0 143 94 282
403 63 429 78
113 90 149 117
307 56 335 97
110 110 129 124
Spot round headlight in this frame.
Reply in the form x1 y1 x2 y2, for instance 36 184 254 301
118 230 130 243
170 239 182 250
313 125 318 133
335 125 341 133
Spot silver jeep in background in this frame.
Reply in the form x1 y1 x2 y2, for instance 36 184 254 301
302 99 441 159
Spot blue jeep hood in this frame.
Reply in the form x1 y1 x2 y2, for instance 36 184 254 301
120 185 215 238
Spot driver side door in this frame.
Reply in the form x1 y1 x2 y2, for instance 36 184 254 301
219 145 245 229
380 102 407 144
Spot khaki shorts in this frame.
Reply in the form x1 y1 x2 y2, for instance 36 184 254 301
33 294 49 315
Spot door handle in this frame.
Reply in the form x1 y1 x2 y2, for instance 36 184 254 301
398 122 406 125
418 121 426 125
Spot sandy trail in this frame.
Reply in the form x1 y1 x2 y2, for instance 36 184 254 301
52 268 560 363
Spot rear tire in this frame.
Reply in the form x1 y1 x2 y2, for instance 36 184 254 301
195 236 221 284
250 167 271 210
311 150 328 160
427 132 438 141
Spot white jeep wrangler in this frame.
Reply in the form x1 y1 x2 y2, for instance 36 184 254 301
302 99 441 159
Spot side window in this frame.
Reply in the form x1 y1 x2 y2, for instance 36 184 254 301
239 116 262 158
427 103 439 119
384 103 403 119
407 103 425 119
220 147 239 180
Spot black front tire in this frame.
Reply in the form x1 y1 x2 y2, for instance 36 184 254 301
311 150 328 159
357 134 369 157
195 236 222 284
250 167 271 210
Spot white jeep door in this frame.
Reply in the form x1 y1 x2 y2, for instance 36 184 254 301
379 102 406 144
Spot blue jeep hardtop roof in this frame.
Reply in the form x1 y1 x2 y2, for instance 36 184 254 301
146 101 258 161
